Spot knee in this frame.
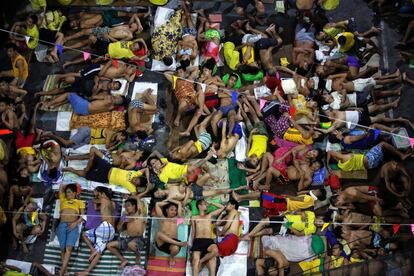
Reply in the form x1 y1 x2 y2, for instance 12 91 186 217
170 245 180 255
210 246 219 255
128 241 137 252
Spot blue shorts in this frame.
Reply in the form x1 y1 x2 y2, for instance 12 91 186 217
57 222 80 249
218 120 243 138
68 93 89 115
219 105 236 116
365 144 383 169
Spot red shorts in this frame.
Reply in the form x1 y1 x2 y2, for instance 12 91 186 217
261 192 287 216
218 233 239 257
15 131 35 149
187 167 202 183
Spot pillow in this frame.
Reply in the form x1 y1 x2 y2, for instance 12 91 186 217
191 198 222 216
311 235 325 255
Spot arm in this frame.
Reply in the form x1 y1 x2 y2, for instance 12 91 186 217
207 202 225 217
15 60 26 82
8 187 15 210
383 169 404 197
188 67 199 81
163 71 174 83
99 60 112 77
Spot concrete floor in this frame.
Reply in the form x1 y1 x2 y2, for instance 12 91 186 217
2 0 414 273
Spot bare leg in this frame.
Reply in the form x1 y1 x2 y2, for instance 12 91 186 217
180 109 202 137
232 190 260 202
210 110 223 137
60 247 73 276
107 241 128 268
368 97 399 114
174 101 189 127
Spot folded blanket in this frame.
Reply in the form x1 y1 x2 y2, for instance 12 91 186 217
70 111 126 130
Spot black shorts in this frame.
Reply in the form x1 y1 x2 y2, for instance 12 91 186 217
256 38 279 50
358 105 372 127
80 64 102 79
266 216 284 234
191 238 215 257
225 34 243 46
64 77 94 98
156 238 181 254
85 156 111 183
191 183 204 200
39 29 57 44
94 39 110 57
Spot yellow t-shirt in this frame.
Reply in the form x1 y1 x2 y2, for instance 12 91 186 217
26 25 39 49
108 168 142 193
299 258 323 275
291 94 310 116
285 211 316 235
241 46 254 64
158 158 188 184
223 42 240 71
59 194 85 213
248 134 268 159
30 0 47 10
283 128 313 145
108 41 135 59
286 195 314 212
90 128 106 144
338 154 365 171
12 54 29 80
335 32 355 53
17 146 36 156
330 256 345 268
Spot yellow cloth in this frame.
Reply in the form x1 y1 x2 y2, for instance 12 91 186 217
322 0 340 10
330 256 345 268
248 134 268 159
298 258 322 275
149 0 168 5
223 42 240 71
0 206 7 224
338 154 365 171
285 211 316 235
59 194 85 213
30 0 46 10
241 46 254 64
108 168 142 193
335 32 355 53
286 195 314 212
350 257 363 263
291 94 310 115
193 141 203 153
16 146 36 156
0 139 5 161
12 54 29 80
108 41 135 59
90 128 106 144
159 158 188 184
42 10 67 31
283 128 313 145
323 26 344 39
26 25 39 49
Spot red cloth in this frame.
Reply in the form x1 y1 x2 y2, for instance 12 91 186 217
132 48 146 76
218 233 239 256
15 131 35 149
260 191 287 216
187 167 202 183
205 92 219 109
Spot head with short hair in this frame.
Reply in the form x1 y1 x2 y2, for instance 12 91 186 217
180 58 190 69
26 14 38 27
110 81 122 91
163 56 173 66
226 198 239 211
64 184 78 200
124 198 138 214
310 159 323 171
196 199 208 212
312 188 327 201
6 43 19 58
306 148 324 160
95 186 112 199
176 65 186 78
162 202 178 218
312 130 325 143
337 35 347 46
148 156 162 171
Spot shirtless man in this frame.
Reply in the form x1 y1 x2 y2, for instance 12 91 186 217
128 88 157 134
252 159 323 191
69 12 104 29
215 199 240 257
65 14 144 45
77 187 115 276
0 98 18 130
107 198 146 268
0 81 27 99
164 66 204 127
64 146 143 170
177 1 199 65
154 200 188 267
215 120 242 158
42 94 125 116
323 70 402 93
210 84 238 138
153 175 236 205
35 75 121 100
191 200 224 276
171 114 213 161
293 24 315 72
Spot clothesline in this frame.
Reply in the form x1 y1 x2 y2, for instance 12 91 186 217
1 27 414 144
6 208 414 229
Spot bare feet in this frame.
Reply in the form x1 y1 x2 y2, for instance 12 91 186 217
75 271 89 276
169 257 176 268
118 259 129 269
392 97 400 108
174 117 180 127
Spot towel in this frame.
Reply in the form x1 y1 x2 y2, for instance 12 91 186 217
70 111 126 130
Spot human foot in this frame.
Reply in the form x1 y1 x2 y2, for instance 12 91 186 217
118 260 129 268
179 131 191 137
231 190 240 201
